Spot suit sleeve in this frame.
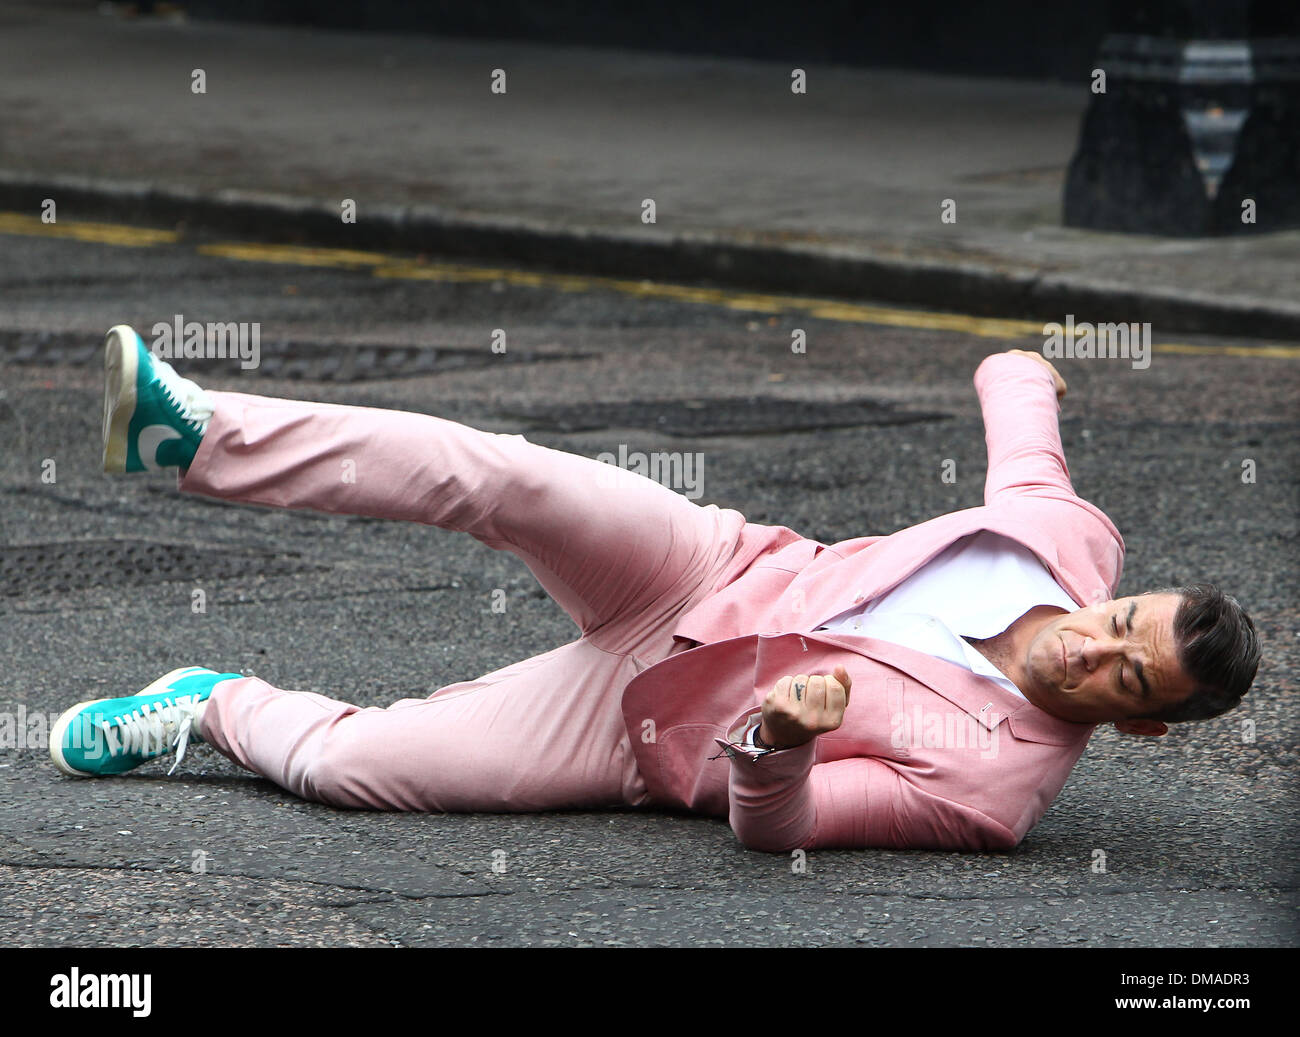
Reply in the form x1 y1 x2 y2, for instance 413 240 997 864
717 725 1018 852
974 352 1074 504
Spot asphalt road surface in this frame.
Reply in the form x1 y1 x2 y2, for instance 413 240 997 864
0 221 1296 947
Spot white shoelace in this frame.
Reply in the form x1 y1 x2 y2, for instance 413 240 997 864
98 695 204 776
152 356 215 432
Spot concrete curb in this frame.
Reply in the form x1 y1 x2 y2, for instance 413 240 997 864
3 170 1297 341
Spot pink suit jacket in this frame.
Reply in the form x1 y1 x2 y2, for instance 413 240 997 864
621 353 1126 852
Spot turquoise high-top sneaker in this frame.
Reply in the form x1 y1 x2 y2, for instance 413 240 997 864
102 324 214 473
49 667 240 778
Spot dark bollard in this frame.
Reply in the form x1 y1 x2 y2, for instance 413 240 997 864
1064 0 1300 236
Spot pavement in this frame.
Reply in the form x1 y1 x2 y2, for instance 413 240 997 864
0 224 1295 948
2 1 1299 338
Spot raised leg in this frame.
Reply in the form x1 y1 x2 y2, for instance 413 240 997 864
180 392 750 644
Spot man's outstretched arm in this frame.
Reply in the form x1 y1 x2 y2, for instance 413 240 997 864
975 349 1075 505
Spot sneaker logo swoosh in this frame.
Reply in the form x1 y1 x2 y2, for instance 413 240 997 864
138 424 181 471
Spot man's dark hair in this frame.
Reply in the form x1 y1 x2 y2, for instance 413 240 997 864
1140 583 1260 723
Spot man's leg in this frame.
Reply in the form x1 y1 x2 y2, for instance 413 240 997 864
197 640 647 812
179 391 752 646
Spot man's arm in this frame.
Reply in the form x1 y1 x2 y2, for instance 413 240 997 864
720 734 1019 852
716 668 1019 852
975 350 1075 505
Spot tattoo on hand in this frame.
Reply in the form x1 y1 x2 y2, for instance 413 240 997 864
794 681 805 701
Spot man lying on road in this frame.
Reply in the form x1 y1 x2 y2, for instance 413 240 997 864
50 327 1259 852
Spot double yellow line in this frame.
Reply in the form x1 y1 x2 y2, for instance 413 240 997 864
2 211 1296 358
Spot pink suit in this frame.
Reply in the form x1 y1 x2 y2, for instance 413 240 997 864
182 353 1123 851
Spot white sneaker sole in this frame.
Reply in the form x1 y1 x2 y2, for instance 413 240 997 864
102 325 139 474
48 666 208 777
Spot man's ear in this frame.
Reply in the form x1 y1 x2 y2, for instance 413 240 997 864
1114 718 1169 737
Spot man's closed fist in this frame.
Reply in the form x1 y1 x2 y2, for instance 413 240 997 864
758 665 853 750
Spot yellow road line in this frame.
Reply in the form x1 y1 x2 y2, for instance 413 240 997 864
371 262 1055 337
197 242 394 267
3 212 1297 358
370 261 1300 356
374 260 1042 335
0 212 178 246
1153 342 1300 359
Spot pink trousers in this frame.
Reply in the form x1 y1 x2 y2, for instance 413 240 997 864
178 392 767 813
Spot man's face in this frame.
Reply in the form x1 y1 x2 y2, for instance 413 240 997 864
1022 593 1197 725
